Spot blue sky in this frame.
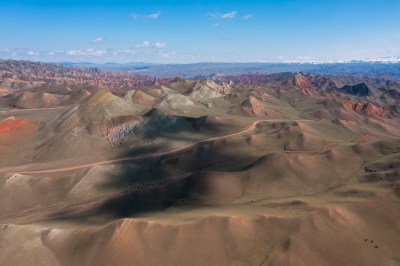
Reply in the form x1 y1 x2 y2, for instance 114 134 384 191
0 0 399 63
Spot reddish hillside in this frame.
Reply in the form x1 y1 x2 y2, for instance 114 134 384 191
0 117 36 135
343 102 399 117
0 59 173 95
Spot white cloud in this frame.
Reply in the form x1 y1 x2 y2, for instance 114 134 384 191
48 52 55 56
121 49 136 55
66 50 81 55
27 51 38 56
91 37 105 44
221 11 237 19
0 48 10 53
152 42 167 48
66 49 106 56
130 13 139 20
130 11 161 20
147 11 161 19
243 14 253 19
213 23 220 27
296 56 311 61
92 50 107 56
135 41 150 48
160 51 176 58
135 41 167 48
206 11 237 19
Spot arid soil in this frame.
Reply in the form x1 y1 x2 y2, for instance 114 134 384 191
0 63 400 266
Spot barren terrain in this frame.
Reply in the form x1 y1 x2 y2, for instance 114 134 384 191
0 61 400 265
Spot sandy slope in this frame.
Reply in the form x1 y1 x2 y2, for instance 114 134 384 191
0 73 400 265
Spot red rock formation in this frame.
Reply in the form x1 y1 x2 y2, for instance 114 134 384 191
0 117 35 134
342 102 398 117
293 73 313 88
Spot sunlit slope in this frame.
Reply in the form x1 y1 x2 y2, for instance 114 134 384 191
0 73 399 265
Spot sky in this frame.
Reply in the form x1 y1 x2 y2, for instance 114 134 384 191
0 0 400 63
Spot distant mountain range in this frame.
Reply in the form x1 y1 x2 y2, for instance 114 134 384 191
50 58 400 78
349 56 400 63
0 59 171 96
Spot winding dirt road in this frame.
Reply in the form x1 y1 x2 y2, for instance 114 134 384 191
0 106 69 114
17 119 268 175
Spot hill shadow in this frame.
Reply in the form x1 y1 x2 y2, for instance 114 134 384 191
44 133 260 223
